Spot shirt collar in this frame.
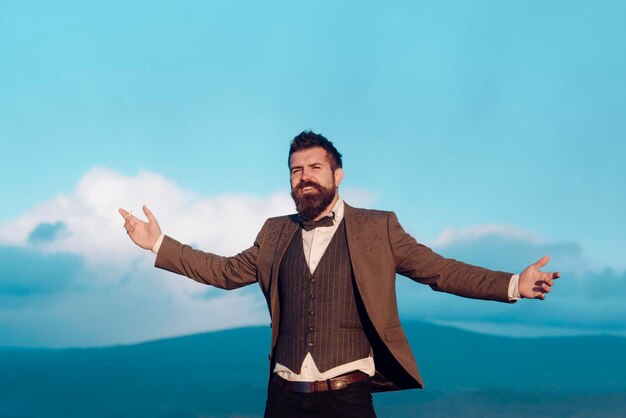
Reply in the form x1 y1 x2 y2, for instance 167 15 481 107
331 198 344 225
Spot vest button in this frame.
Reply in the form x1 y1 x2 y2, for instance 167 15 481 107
310 294 315 299
309 310 315 316
307 342 314 347
309 326 314 332
310 278 316 283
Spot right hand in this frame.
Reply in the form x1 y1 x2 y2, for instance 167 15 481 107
119 205 162 250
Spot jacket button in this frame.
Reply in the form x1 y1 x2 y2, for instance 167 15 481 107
309 326 314 332
310 294 315 299
310 278 316 283
309 310 315 316
307 342 314 347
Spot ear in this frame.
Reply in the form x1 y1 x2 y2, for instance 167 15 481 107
333 167 344 187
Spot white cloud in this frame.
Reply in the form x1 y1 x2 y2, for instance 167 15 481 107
430 223 588 274
0 167 292 346
433 224 544 247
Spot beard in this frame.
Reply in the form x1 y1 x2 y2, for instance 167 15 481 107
291 180 336 221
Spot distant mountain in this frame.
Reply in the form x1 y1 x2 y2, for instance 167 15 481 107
1 321 625 417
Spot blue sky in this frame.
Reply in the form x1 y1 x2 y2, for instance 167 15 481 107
1 1 625 347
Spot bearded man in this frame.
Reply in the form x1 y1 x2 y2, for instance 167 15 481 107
120 130 559 418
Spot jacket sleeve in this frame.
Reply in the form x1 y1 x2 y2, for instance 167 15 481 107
387 212 513 303
154 221 268 290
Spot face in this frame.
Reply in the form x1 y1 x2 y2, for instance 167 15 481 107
289 147 344 220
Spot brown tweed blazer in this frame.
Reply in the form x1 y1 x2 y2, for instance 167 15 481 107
155 203 513 391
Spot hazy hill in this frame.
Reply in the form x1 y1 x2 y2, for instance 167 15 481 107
1 321 625 417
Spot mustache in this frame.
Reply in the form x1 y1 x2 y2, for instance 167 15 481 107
295 180 322 191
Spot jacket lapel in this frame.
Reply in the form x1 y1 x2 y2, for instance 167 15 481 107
344 203 367 284
271 214 300 281
268 215 299 326
344 203 378 315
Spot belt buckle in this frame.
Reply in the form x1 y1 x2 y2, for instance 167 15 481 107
331 379 348 390
292 381 313 393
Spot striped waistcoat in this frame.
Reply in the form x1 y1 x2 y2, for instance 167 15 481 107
273 221 371 373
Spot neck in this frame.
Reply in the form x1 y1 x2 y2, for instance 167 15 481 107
313 193 340 221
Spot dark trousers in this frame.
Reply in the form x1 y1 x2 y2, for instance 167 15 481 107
264 378 377 418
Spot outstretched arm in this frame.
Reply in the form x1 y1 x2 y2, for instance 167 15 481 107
119 205 162 251
118 204 262 290
518 255 560 300
388 212 513 302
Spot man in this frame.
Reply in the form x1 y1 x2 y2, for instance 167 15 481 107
120 131 559 417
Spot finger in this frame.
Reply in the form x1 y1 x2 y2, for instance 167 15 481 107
545 272 560 285
124 219 137 233
123 210 135 224
533 255 550 269
143 205 156 223
543 274 554 286
541 282 551 293
119 208 129 219
532 286 546 299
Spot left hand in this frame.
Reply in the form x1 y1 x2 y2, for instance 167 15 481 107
519 255 560 300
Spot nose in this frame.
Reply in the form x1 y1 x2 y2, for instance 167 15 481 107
300 167 313 181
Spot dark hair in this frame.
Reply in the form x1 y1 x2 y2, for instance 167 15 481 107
288 130 343 170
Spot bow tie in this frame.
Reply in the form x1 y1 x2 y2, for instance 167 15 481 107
300 214 335 231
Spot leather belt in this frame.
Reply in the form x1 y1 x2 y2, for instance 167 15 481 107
272 371 370 393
